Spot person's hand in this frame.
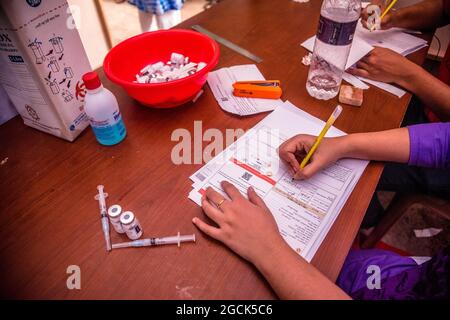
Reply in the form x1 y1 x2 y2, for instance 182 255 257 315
278 134 345 180
192 181 285 265
361 2 396 30
348 47 419 86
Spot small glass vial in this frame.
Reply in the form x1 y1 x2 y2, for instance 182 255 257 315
108 204 125 234
120 211 143 240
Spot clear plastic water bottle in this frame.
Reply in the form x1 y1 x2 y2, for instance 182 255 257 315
306 0 361 100
82 71 127 146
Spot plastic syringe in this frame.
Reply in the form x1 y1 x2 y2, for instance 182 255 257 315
112 232 196 249
95 185 112 251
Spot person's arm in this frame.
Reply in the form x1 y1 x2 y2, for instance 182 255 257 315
279 123 450 180
279 127 410 179
361 0 447 30
254 238 351 300
192 182 350 300
348 47 450 121
385 0 447 30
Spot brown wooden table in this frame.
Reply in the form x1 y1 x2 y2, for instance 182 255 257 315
0 0 432 299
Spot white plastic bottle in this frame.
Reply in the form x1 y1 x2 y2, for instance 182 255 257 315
306 0 361 100
82 71 126 145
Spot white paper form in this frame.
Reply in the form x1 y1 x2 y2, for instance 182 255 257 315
206 64 284 116
301 21 427 97
188 101 369 261
354 24 427 56
301 36 374 70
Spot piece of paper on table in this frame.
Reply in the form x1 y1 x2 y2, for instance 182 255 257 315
357 76 406 97
414 228 443 238
301 21 426 97
410 256 432 265
301 36 374 70
355 23 427 56
206 64 284 116
342 72 370 90
188 100 369 261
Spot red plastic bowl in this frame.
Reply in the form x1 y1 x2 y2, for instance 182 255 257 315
103 29 220 108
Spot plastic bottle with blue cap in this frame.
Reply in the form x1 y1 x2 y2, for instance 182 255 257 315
82 71 127 146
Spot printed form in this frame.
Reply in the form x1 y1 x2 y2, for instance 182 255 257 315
188 101 368 261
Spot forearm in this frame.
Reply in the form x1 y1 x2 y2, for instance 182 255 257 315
339 127 410 163
254 241 350 300
400 66 450 121
390 0 446 30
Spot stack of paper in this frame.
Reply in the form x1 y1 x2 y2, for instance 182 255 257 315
188 101 369 261
354 24 428 56
301 22 427 98
207 64 284 116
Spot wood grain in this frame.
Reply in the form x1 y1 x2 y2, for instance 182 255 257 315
0 0 432 299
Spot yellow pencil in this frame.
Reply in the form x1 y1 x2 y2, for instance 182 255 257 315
300 105 343 169
380 0 398 19
369 0 398 31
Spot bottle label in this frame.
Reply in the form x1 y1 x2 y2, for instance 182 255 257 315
317 15 358 46
90 112 126 145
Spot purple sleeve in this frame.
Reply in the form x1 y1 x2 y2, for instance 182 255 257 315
408 123 450 169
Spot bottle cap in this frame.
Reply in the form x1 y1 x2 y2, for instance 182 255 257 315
82 71 102 90
120 211 135 225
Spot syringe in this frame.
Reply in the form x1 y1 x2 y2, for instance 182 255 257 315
95 185 112 251
112 232 196 249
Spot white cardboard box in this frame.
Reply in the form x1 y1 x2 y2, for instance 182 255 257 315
0 0 91 141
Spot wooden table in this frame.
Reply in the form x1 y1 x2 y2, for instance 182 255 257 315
0 0 431 299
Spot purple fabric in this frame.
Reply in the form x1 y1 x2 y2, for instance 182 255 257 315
408 123 450 169
337 248 450 300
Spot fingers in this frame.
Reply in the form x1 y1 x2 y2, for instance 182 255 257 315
247 187 270 211
282 152 300 175
294 156 324 180
360 9 369 27
221 181 244 201
205 186 229 209
279 135 315 174
380 12 393 29
201 196 224 226
192 217 222 241
356 60 371 70
347 67 371 78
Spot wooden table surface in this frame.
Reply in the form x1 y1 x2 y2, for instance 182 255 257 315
0 0 431 299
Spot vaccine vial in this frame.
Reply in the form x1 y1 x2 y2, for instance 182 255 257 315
120 211 143 240
107 204 125 234
82 71 127 146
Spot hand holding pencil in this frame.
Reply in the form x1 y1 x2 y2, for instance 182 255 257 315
278 105 345 180
361 0 397 31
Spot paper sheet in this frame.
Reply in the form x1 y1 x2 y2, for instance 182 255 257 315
354 24 427 56
188 101 369 261
206 64 284 116
414 228 443 238
301 21 426 98
301 36 374 70
357 76 406 98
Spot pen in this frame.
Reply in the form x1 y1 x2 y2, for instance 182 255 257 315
299 105 343 170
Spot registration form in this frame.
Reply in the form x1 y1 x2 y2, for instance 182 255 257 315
188 101 369 261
